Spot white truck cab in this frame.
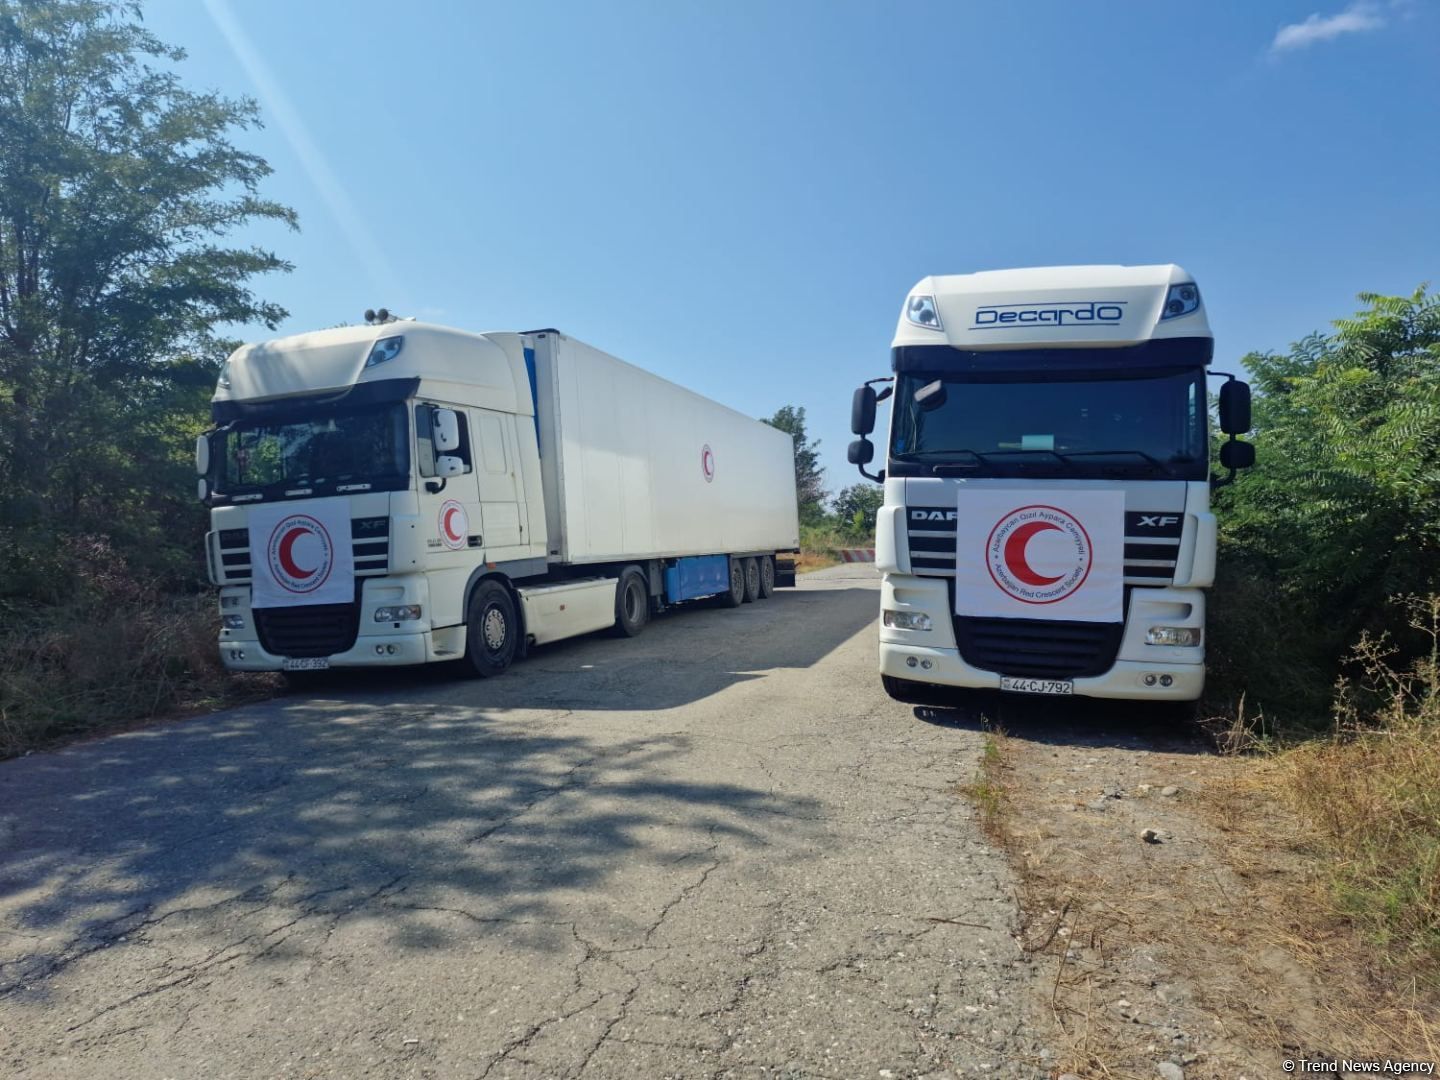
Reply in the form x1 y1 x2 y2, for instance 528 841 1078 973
848 265 1253 704
199 319 800 680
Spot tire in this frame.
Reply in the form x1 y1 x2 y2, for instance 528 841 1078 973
463 579 519 677
757 555 775 599
718 557 745 608
742 557 760 603
882 674 948 706
611 567 649 638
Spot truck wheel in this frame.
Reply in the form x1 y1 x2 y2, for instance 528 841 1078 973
742 557 761 603
757 556 775 598
464 579 519 677
611 568 649 637
718 558 745 608
882 674 947 705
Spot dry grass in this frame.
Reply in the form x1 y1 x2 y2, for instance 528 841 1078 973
1272 595 1440 991
0 549 278 757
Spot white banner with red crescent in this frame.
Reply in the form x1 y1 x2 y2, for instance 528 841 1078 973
247 497 355 609
953 488 1125 623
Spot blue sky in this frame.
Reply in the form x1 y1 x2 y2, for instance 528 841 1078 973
147 0 1439 496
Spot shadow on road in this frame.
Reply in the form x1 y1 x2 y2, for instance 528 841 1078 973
0 584 870 1002
911 689 1214 756
298 585 880 714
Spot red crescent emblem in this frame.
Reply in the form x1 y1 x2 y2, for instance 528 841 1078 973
443 507 463 543
1002 521 1063 586
278 526 317 579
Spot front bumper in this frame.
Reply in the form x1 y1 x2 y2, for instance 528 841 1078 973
216 575 462 671
879 643 1204 700
879 573 1205 702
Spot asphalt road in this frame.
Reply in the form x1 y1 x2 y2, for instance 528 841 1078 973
0 565 1041 1079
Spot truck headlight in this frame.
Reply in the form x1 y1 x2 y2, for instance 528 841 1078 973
1147 626 1201 647
904 294 943 331
222 614 245 630
365 335 405 367
374 605 422 623
884 610 933 631
1161 283 1201 320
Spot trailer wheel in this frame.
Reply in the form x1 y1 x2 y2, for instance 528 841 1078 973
718 557 745 608
757 555 775 598
463 579 519 677
742 557 760 603
611 568 649 637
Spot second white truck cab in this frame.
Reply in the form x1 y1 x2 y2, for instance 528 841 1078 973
848 265 1253 705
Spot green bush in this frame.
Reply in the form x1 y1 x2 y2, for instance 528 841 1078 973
1211 287 1440 726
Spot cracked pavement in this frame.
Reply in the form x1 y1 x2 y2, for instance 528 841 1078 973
0 566 1044 1078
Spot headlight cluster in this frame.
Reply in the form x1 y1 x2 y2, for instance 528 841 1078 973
222 614 245 630
374 605 422 623
884 610 933 631
1147 626 1201 647
1161 283 1201 320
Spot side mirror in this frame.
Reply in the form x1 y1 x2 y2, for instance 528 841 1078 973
433 408 462 452
195 434 210 476
435 454 467 478
197 478 209 502
1219 440 1255 470
915 379 948 412
1219 380 1251 435
851 386 877 435
847 438 874 466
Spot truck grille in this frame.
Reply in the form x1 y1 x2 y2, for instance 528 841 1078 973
213 517 390 585
254 599 361 659
906 507 1180 586
953 615 1123 679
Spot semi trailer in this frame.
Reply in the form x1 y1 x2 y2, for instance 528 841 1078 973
848 265 1253 704
197 321 800 679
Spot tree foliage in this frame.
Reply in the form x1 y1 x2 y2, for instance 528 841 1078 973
763 404 828 525
1212 286 1440 717
0 0 294 595
832 483 883 535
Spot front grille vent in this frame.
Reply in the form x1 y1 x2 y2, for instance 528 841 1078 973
954 616 1123 679
214 517 389 585
906 506 1180 586
254 599 361 658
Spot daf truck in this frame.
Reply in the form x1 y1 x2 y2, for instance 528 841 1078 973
197 321 800 679
847 265 1253 704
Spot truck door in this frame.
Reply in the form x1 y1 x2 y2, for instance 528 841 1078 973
469 409 525 552
415 402 481 630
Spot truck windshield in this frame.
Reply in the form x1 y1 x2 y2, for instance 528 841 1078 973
216 403 410 499
890 367 1206 480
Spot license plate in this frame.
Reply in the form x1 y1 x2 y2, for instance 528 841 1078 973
282 658 330 672
1000 676 1073 696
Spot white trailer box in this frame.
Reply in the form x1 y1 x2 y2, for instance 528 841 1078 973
530 331 800 564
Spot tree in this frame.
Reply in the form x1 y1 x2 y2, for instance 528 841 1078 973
0 0 295 593
762 404 828 525
1211 286 1440 714
832 483 883 538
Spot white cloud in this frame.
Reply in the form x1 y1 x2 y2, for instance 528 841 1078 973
1271 2 1387 52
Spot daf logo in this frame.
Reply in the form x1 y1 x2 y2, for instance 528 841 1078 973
1136 515 1180 528
912 509 958 522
